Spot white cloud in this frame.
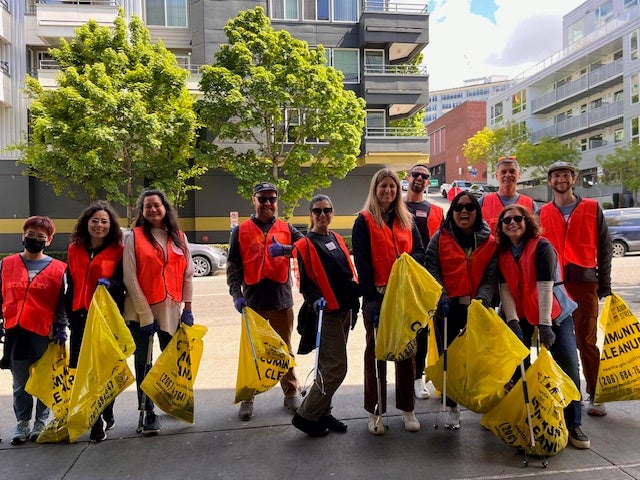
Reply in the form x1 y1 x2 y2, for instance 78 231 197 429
422 0 586 90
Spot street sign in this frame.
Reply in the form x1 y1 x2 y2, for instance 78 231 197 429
429 179 439 187
230 211 238 229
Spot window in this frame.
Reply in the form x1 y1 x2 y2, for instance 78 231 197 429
632 31 639 61
366 110 385 136
595 1 614 27
364 50 384 73
625 0 639 9
632 117 640 144
273 0 298 20
304 0 329 20
567 19 584 45
146 0 187 27
333 49 359 83
511 89 526 114
334 0 357 21
589 134 604 149
490 102 503 124
632 74 639 104
580 138 588 151
614 128 624 143
590 98 603 109
429 127 445 155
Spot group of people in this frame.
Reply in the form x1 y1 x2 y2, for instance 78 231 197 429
0 155 612 452
1 190 194 445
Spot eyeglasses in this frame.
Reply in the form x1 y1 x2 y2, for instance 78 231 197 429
501 215 525 225
410 172 430 180
256 196 278 204
89 218 110 225
498 155 517 162
311 207 333 216
452 203 477 213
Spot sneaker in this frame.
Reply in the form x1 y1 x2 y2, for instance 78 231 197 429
283 396 301 414
414 378 430 399
28 420 45 442
445 407 461 430
401 411 421 432
292 413 329 437
587 400 607 417
568 425 590 449
319 415 348 433
11 421 30 445
142 410 160 436
238 401 254 421
103 405 116 430
367 414 385 435
90 418 107 443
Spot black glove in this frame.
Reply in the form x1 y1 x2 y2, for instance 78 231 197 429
0 320 4 344
538 325 556 349
475 297 491 309
507 319 523 342
598 286 612 300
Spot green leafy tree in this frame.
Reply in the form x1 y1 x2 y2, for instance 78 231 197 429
196 7 366 217
598 142 640 204
13 10 200 225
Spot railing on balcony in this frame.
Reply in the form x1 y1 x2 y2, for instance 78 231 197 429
363 64 428 75
39 59 59 69
1 0 9 12
27 0 120 14
365 125 427 137
361 0 428 14
1 60 8 75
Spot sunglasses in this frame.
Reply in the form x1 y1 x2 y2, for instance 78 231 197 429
452 203 477 213
256 196 278 204
498 155 517 162
410 172 430 180
311 207 333 216
501 215 525 225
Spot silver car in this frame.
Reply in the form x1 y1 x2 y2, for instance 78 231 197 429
604 208 640 257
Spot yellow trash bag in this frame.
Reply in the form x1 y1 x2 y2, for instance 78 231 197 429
93 285 136 357
425 301 529 413
481 348 581 457
25 344 74 442
235 307 296 404
595 293 640 403
376 253 442 361
141 324 208 423
67 291 135 442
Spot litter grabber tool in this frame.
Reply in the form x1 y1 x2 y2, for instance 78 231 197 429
137 333 154 433
520 362 549 468
435 302 449 430
242 308 262 381
372 310 387 433
301 298 327 397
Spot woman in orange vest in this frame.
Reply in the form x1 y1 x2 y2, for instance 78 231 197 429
424 191 497 430
0 216 68 445
496 204 589 450
66 201 124 442
352 168 425 435
292 194 360 437
123 190 195 436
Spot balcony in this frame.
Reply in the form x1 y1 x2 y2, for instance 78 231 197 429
1 0 10 44
360 1 428 62
362 64 428 117
361 125 428 165
531 100 623 143
29 0 120 46
1 63 10 107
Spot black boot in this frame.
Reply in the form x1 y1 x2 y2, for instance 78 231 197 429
292 413 329 437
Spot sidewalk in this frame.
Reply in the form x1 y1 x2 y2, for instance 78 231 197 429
1 266 640 480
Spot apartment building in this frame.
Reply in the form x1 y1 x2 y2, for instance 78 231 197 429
486 0 640 204
0 0 429 249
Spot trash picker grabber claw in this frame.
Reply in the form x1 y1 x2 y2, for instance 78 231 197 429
302 302 326 397
242 308 261 381
434 302 449 430
137 333 154 433
372 310 386 433
519 362 548 468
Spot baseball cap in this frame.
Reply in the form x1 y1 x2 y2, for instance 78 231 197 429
547 161 578 176
496 155 518 168
253 182 278 195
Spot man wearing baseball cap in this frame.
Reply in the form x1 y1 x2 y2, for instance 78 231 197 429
227 181 304 421
479 156 538 234
539 161 613 422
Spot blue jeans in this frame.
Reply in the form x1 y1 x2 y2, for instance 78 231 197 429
520 316 582 427
10 332 50 423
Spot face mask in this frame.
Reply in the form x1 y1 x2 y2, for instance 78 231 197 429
23 236 47 254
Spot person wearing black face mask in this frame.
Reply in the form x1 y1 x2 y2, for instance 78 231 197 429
0 216 69 445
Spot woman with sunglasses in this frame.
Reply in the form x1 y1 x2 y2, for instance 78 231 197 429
352 168 425 435
495 204 589 449
424 191 497 430
291 194 360 437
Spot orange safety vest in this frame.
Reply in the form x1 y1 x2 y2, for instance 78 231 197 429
68 242 123 311
539 199 599 269
481 193 534 236
499 237 562 325
438 229 496 298
294 234 358 312
1 254 66 336
133 227 187 305
238 219 292 285
427 204 445 238
361 210 413 287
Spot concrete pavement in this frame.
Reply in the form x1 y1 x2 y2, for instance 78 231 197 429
2 253 640 480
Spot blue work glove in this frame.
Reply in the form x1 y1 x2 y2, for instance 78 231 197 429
269 236 286 257
181 309 194 326
507 319 523 342
313 297 327 314
234 297 247 313
141 320 159 336
53 324 67 345
538 325 556 349
97 278 111 289
363 300 380 327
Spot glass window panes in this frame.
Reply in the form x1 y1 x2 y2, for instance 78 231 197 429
334 0 357 21
333 49 359 83
146 0 187 26
273 0 298 20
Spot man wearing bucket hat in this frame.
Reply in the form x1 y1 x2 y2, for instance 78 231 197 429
479 156 539 235
539 161 612 418
227 181 305 421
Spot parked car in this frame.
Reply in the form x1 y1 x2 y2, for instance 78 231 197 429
603 207 640 257
401 179 409 191
441 180 473 198
468 183 498 198
122 228 227 276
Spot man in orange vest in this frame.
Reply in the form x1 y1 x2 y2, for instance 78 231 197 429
404 164 443 400
479 156 538 235
539 161 612 417
227 182 305 421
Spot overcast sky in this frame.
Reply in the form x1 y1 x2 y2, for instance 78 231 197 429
421 0 587 90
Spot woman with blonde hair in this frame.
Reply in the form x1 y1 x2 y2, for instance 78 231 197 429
352 169 425 434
